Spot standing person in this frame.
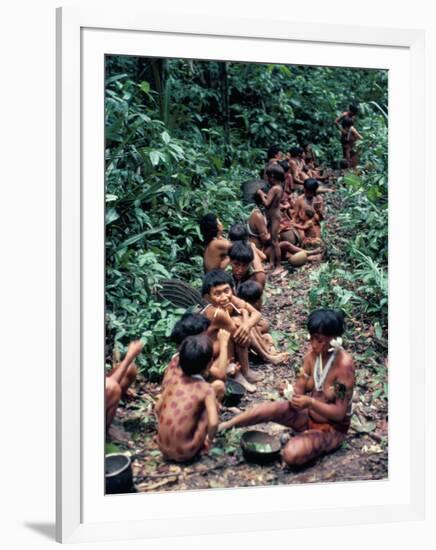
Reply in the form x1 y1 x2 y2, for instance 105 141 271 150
339 117 363 168
335 103 359 129
219 309 355 468
257 164 285 276
263 144 282 178
199 213 231 273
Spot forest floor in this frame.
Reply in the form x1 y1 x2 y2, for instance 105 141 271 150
107 190 389 493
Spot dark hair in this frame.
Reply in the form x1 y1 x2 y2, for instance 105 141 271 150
307 309 345 337
237 280 263 304
349 104 358 115
339 159 349 169
341 116 354 129
254 185 269 207
170 313 211 346
278 159 289 173
266 144 281 160
199 213 219 245
266 164 285 183
304 178 319 194
229 241 254 264
179 334 213 376
289 146 300 157
305 207 316 219
229 223 249 242
201 269 234 296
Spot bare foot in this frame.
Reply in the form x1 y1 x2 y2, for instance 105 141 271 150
245 369 263 383
268 352 290 365
271 266 286 276
218 421 232 432
234 372 256 393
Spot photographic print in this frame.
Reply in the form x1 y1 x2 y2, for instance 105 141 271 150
104 56 388 494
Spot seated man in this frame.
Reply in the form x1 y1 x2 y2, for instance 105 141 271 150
199 213 231 273
106 340 143 432
201 269 263 392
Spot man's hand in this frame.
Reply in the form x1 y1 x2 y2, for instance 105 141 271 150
290 394 313 410
233 323 250 346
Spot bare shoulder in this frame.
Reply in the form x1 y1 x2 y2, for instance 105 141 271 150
337 350 355 381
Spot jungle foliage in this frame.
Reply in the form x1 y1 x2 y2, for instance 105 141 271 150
105 56 388 378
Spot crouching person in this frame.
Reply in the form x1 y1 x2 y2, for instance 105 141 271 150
157 334 219 462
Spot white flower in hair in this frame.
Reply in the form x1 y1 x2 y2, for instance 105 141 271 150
328 337 343 352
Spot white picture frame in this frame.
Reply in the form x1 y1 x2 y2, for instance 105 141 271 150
56 6 426 544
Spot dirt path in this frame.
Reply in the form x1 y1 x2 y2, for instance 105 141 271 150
109 194 389 492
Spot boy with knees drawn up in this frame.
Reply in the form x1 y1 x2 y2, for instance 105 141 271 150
200 269 263 392
157 334 220 462
256 164 285 276
237 280 286 360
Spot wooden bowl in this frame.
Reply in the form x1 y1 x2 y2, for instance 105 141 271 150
223 379 246 407
105 453 134 494
240 430 281 464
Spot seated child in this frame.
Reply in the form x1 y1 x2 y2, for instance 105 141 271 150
106 339 143 431
237 280 278 355
157 334 220 462
161 313 229 397
228 222 267 263
294 178 324 241
201 269 263 392
228 240 266 291
200 213 231 273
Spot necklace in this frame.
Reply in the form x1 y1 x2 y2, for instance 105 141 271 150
313 351 337 392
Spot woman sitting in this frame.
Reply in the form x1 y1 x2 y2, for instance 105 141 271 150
219 309 355 467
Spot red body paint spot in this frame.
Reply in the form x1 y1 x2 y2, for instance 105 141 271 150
176 430 182 438
195 383 201 390
179 415 187 424
184 402 193 411
175 389 184 397
173 408 180 416
170 402 177 409
165 418 172 426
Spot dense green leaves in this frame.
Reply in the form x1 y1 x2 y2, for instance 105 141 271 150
105 55 388 377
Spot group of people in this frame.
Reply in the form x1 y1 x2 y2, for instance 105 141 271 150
106 106 361 470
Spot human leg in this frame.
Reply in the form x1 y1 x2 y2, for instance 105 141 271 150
219 400 308 432
282 428 346 466
105 377 122 429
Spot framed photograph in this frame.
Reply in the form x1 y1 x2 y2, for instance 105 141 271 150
56 6 425 544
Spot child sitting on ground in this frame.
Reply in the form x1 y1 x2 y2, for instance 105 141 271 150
228 222 267 264
200 213 231 273
228 240 266 291
237 280 278 355
160 313 230 400
201 269 263 392
157 334 220 462
294 178 325 242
